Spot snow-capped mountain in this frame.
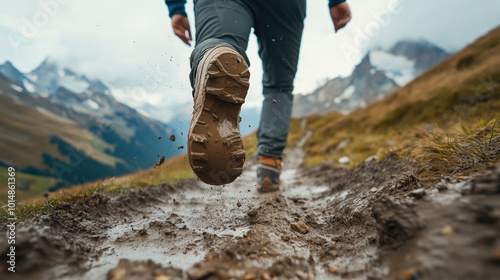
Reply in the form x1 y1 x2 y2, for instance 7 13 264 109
0 60 185 187
25 57 109 95
293 40 450 116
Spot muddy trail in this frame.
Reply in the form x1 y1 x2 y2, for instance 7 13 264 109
1 122 500 280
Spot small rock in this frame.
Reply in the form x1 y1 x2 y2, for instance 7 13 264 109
308 273 315 280
291 221 309 234
247 209 258 217
338 156 350 165
410 188 426 199
295 270 307 279
441 226 454 235
370 187 378 193
281 235 290 241
365 155 378 163
328 266 338 273
154 275 170 280
261 273 271 280
272 99 277 103
243 233 248 237
169 135 176 141
237 201 242 208
436 182 448 191
244 273 257 280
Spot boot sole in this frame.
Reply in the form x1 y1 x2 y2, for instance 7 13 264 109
188 46 250 185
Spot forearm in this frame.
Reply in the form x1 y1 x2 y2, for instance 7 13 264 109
165 0 187 18
329 0 346 8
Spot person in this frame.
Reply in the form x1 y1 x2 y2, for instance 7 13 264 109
164 0 351 191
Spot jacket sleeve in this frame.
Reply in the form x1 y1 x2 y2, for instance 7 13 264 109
165 0 187 18
329 0 346 8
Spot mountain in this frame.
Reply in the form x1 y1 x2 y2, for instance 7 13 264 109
293 40 450 117
303 26 500 166
0 60 184 190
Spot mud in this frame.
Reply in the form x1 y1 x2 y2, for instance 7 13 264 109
1 123 500 279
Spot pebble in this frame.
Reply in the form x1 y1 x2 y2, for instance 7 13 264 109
370 187 378 193
272 99 277 103
295 270 307 279
261 273 271 280
237 201 242 207
308 273 315 279
411 188 426 199
291 221 309 234
441 226 454 235
154 275 170 280
328 266 338 273
244 273 257 280
338 156 350 165
247 209 258 217
281 234 290 241
365 155 378 163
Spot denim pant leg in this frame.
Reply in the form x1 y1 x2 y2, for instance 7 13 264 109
251 0 307 158
189 0 254 94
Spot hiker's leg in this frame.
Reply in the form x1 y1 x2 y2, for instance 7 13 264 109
189 0 254 93
252 0 306 158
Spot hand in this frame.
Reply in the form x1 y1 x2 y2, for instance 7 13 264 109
330 2 352 33
171 14 192 46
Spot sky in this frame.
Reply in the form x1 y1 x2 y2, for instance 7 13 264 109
0 0 499 124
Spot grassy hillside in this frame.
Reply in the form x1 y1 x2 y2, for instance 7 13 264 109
304 26 500 166
0 91 119 170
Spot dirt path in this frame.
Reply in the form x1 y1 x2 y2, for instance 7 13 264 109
1 121 500 279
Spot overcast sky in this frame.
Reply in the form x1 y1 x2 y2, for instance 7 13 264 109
0 0 499 123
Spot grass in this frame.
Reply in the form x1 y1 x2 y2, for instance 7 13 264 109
412 119 500 181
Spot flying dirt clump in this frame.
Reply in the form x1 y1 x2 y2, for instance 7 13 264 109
170 135 176 141
155 155 165 167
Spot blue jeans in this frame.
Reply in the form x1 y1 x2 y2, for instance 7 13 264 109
190 0 306 158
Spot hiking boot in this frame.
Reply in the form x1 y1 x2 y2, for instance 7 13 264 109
188 46 250 185
257 155 282 193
